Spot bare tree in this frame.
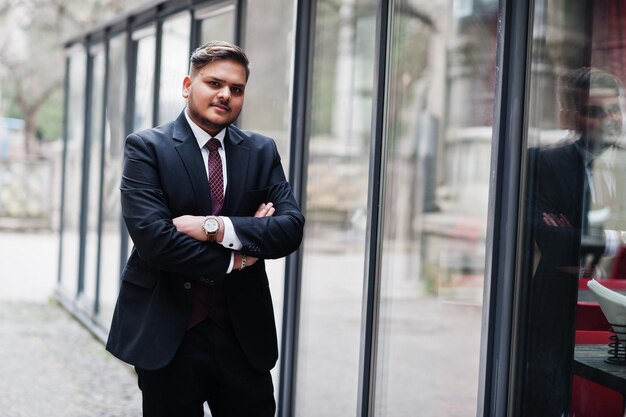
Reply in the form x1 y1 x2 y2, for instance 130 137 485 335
0 0 141 155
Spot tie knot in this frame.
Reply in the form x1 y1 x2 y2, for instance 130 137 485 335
207 138 221 152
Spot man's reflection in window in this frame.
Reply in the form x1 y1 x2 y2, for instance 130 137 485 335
525 67 626 416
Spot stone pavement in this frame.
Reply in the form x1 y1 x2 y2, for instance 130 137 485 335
0 300 142 417
0 230 141 416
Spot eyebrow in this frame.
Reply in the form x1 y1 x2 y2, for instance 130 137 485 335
205 75 246 89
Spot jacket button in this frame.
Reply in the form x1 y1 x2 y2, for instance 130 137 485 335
208 279 215 286
184 282 192 290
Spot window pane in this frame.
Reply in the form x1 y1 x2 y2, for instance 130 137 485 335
295 1 376 415
133 29 156 131
99 34 127 328
374 1 497 415
198 3 235 45
520 1 626 416
158 12 190 124
59 45 87 298
240 0 295 394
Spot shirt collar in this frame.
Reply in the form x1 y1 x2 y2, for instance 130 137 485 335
184 107 227 149
575 137 617 168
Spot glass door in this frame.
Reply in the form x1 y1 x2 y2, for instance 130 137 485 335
518 1 626 416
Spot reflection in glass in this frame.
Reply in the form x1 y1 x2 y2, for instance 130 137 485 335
374 1 496 415
59 45 86 298
295 1 376 415
521 2 626 416
240 0 294 391
99 34 127 328
81 45 106 314
158 12 191 124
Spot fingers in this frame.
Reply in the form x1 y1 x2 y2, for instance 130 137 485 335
558 214 572 227
254 202 275 218
172 215 188 230
236 252 259 269
543 212 558 227
542 212 572 228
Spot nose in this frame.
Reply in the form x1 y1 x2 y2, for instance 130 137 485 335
217 86 231 100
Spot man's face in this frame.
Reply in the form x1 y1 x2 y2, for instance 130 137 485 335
577 87 623 148
182 59 247 136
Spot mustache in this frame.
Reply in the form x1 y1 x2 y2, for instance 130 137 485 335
211 100 231 112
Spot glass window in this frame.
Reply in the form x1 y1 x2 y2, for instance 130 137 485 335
133 27 156 131
374 1 497 415
99 34 127 328
240 0 295 392
294 1 377 415
197 3 235 45
59 44 87 298
519 1 626 416
158 12 191 124
80 44 106 314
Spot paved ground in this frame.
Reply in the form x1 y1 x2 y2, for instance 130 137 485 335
0 231 483 417
0 301 141 417
0 231 142 417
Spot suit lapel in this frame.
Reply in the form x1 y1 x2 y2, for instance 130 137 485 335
223 127 249 215
173 112 213 215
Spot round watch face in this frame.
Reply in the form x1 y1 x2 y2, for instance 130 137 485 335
203 217 219 233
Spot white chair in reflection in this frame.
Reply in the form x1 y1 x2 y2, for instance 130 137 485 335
587 279 626 344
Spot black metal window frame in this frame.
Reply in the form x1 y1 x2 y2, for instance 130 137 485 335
478 0 535 416
58 0 541 414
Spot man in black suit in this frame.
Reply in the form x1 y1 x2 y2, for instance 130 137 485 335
523 67 625 416
106 41 304 417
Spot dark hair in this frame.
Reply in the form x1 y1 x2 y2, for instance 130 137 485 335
189 41 250 80
558 67 624 113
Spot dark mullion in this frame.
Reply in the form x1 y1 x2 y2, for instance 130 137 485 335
153 13 163 126
477 0 534 415
94 35 111 318
77 43 95 297
235 0 246 47
356 0 391 416
120 22 136 275
58 54 71 286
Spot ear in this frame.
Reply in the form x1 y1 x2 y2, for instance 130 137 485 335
182 75 192 99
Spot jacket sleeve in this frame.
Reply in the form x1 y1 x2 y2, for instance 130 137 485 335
120 133 230 277
229 143 305 259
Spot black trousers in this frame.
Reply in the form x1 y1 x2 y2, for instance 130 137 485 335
135 319 275 417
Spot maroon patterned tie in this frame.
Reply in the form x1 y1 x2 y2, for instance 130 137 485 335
206 138 224 213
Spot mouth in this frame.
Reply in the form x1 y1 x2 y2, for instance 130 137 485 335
212 102 230 113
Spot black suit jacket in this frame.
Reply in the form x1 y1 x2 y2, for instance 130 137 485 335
106 111 304 373
524 140 587 416
532 140 587 269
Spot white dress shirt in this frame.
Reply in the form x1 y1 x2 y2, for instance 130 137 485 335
184 108 243 272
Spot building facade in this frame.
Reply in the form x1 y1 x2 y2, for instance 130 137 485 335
58 0 626 415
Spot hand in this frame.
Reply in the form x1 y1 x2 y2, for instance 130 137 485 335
234 203 274 269
173 215 207 241
234 251 258 270
542 212 572 228
254 202 275 218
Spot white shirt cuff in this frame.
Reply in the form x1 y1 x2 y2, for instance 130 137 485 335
604 229 620 257
227 252 234 274
220 217 243 251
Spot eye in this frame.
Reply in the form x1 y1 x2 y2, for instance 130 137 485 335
231 87 243 95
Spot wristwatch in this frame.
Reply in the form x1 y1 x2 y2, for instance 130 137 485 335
202 216 220 242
